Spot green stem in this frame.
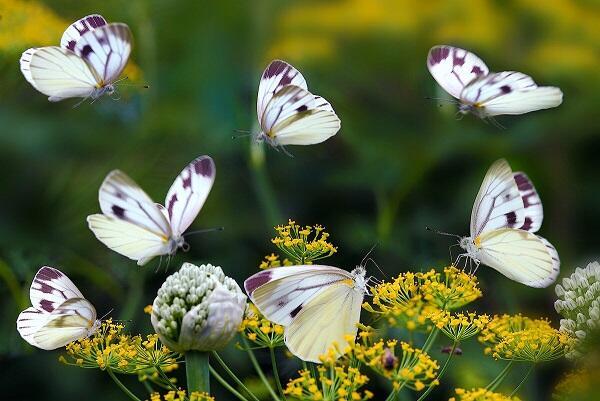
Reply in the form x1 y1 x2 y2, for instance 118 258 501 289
209 365 249 401
186 351 210 393
243 338 280 401
510 364 535 397
269 347 286 400
486 361 514 392
106 368 142 401
156 364 179 391
142 380 154 395
385 383 405 401
416 341 457 401
421 328 440 353
212 351 261 401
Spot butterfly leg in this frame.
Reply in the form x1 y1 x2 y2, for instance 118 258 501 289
279 145 295 158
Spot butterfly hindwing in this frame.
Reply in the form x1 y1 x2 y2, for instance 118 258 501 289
165 156 215 237
60 14 108 51
20 47 99 101
427 45 489 99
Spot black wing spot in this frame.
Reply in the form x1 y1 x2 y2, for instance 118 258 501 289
290 304 303 318
296 105 308 112
112 205 126 219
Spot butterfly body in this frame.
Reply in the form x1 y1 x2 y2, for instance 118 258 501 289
20 15 131 102
455 159 559 287
245 264 367 363
87 156 215 266
17 267 99 350
427 45 563 119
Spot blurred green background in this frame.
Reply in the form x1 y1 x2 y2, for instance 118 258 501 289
1 0 599 400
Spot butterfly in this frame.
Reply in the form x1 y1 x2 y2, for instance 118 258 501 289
16 266 100 350
20 14 131 102
87 156 216 266
244 264 368 363
255 60 341 149
457 159 560 287
427 45 563 119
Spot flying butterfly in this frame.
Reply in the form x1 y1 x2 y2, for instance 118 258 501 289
456 159 560 287
254 59 341 149
245 264 368 363
427 45 563 119
87 156 216 266
16 266 100 350
20 14 131 102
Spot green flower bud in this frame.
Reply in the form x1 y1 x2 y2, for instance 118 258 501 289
151 263 246 352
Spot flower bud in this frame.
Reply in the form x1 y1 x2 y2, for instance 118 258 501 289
151 263 246 352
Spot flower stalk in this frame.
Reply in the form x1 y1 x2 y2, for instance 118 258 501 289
186 351 210 394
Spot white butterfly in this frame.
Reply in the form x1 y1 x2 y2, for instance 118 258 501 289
20 14 131 102
427 45 563 118
457 159 560 288
87 156 216 266
255 60 341 148
245 264 367 363
16 266 100 350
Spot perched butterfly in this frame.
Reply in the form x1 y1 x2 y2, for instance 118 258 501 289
87 156 216 266
16 266 100 350
245 264 368 363
457 159 560 287
20 14 131 102
427 45 563 119
255 60 341 149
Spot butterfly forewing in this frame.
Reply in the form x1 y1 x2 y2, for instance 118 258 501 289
427 45 489 99
60 14 108 51
285 281 363 363
478 228 559 288
164 156 215 237
257 60 308 123
20 47 99 101
29 266 84 313
513 172 543 232
470 159 525 238
74 23 132 84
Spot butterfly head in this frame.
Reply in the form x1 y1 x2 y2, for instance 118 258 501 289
92 84 115 99
170 235 189 254
459 236 481 255
351 265 368 293
88 319 101 336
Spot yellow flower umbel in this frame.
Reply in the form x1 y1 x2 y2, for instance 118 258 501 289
148 390 214 401
351 334 439 392
553 367 600 401
429 311 490 342
271 220 337 264
60 319 180 386
284 365 373 401
420 267 482 310
258 253 292 269
239 303 285 348
449 388 521 401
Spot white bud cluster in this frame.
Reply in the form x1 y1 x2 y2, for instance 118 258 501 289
151 262 246 352
554 261 600 359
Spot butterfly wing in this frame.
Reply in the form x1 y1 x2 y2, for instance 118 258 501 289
17 307 51 348
477 228 560 288
427 45 489 99
245 265 354 326
164 156 215 237
257 60 308 125
29 266 84 314
285 282 363 363
74 23 132 84
20 47 99 101
32 298 98 350
60 14 108 51
460 71 562 116
263 85 340 146
470 159 525 238
513 172 543 232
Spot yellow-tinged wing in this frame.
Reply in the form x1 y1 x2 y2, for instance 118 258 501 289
284 282 363 363
478 228 560 288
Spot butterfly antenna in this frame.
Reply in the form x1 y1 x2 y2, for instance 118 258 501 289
360 243 378 267
426 226 462 240
99 308 114 321
366 258 389 280
424 96 459 104
183 226 225 237
232 129 254 140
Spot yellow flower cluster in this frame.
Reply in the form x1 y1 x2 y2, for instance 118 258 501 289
60 319 180 381
351 334 439 392
449 388 521 401
259 253 292 269
239 303 285 348
271 220 337 264
553 367 598 401
429 311 490 342
148 390 214 401
364 267 481 331
478 315 572 362
284 366 373 401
